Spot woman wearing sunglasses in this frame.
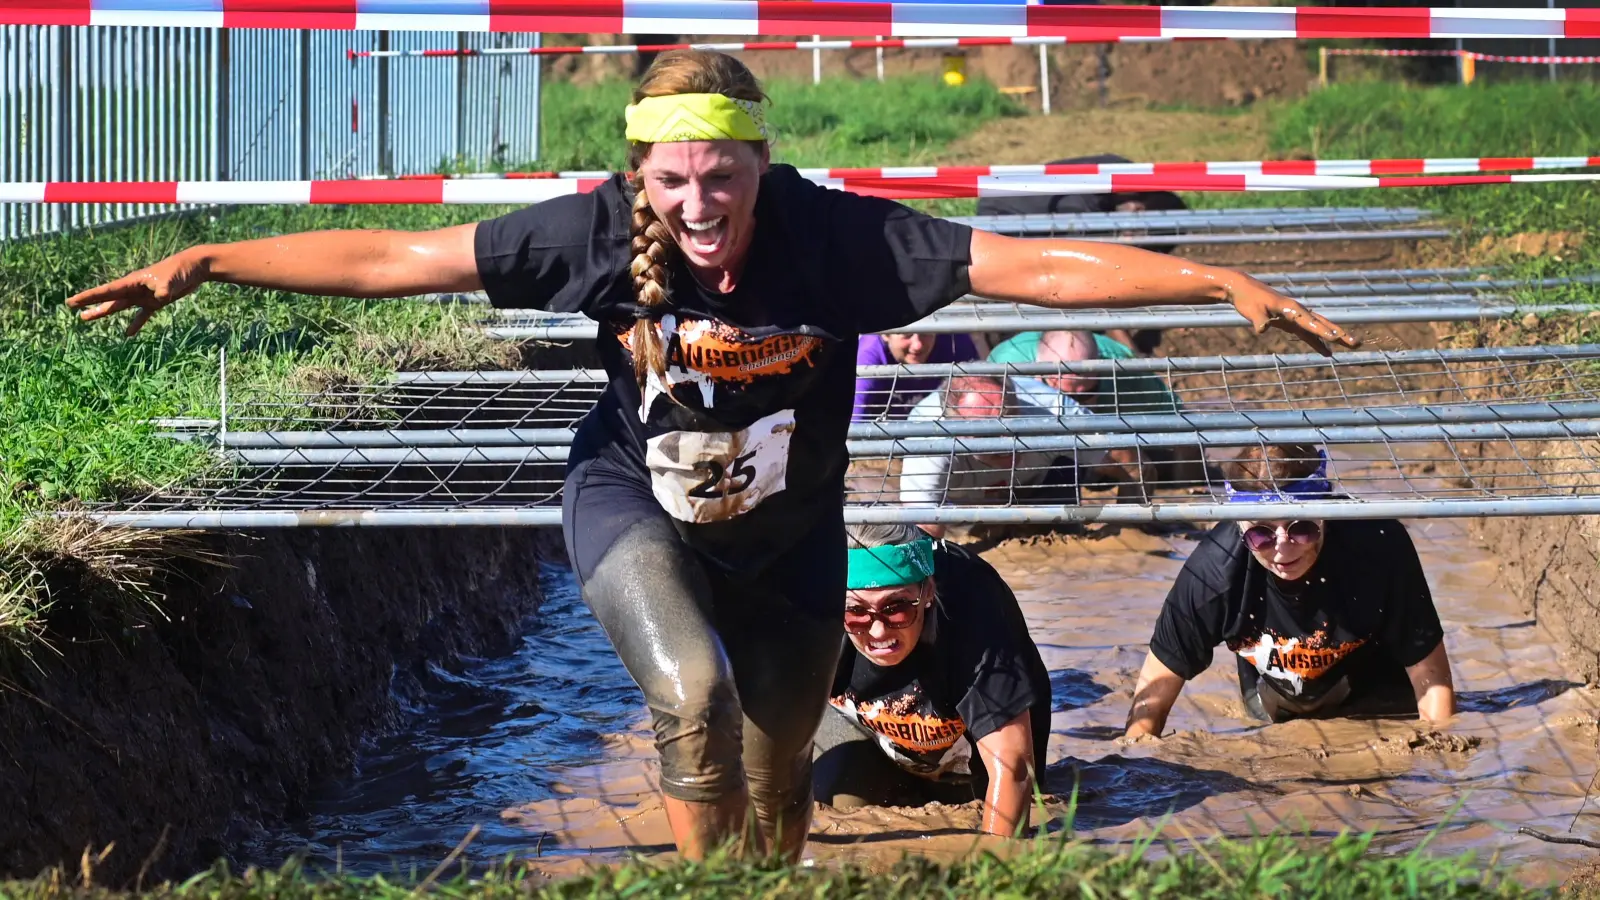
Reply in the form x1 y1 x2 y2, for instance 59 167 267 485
1125 444 1455 735
814 523 1052 837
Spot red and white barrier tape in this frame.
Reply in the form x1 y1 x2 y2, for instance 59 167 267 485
7 2 1600 40
1328 47 1600 64
5 172 1599 204
386 156 1600 181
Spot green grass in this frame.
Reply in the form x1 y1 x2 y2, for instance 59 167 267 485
538 75 1022 172
1192 80 1600 235
0 829 1544 899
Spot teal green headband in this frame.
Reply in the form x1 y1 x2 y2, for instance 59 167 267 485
847 538 936 590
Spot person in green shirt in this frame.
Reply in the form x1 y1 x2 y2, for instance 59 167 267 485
988 330 1204 501
988 330 1180 416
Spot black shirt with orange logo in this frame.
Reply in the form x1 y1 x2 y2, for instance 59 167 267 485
829 543 1051 782
1149 519 1444 712
474 166 973 596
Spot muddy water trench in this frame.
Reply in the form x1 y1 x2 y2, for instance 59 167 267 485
246 521 1600 885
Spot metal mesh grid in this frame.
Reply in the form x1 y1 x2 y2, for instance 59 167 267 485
948 207 1436 238
480 292 1599 341
93 346 1600 525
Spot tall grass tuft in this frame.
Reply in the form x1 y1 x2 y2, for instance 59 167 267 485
0 828 1541 899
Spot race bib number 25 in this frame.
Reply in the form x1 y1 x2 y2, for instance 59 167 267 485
645 409 796 524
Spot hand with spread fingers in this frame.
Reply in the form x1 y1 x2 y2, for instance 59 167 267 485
1224 273 1358 356
67 249 208 337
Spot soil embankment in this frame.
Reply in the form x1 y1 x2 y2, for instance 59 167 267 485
545 35 1312 111
0 526 561 882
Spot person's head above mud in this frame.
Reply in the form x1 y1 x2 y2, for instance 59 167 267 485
1221 443 1330 581
63 49 1357 864
1124 443 1455 739
820 524 1050 838
850 331 979 423
1034 329 1101 399
941 374 1011 419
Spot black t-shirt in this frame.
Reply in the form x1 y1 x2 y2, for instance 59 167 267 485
828 542 1051 782
474 165 973 574
1149 519 1444 709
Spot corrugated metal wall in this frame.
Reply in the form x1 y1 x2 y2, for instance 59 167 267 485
0 26 542 241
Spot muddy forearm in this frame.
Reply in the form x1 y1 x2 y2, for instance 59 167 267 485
969 233 1234 309
1126 655 1185 737
198 225 481 299
1407 642 1456 725
981 755 1032 837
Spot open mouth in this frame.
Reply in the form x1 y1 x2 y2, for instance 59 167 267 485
681 216 728 255
863 637 901 658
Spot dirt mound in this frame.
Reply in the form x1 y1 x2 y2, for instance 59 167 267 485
543 36 1312 112
0 527 562 881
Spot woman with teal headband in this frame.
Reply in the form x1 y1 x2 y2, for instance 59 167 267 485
69 50 1357 860
818 523 1051 837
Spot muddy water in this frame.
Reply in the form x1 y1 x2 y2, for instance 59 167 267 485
248 524 1600 886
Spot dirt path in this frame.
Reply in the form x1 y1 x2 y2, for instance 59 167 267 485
942 107 1271 167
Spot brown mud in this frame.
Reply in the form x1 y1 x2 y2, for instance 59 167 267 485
0 527 561 882
504 522 1599 887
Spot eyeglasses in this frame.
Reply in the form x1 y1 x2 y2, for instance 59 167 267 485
843 596 924 634
1242 520 1322 552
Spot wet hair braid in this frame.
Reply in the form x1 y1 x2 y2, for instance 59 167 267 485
624 49 767 400
627 178 676 398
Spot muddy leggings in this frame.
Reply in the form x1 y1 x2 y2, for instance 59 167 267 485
563 454 844 842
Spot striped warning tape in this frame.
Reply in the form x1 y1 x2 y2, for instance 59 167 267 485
1327 47 1600 64
7 2 1599 40
4 172 1599 204
382 156 1600 181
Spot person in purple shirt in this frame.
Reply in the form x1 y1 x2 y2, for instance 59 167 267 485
852 332 980 421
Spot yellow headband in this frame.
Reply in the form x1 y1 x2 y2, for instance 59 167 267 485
624 93 769 144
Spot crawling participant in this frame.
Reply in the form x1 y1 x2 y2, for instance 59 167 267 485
1125 444 1455 736
815 524 1052 837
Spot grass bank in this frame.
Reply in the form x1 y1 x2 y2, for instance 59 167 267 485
0 76 1018 649
1 830 1540 899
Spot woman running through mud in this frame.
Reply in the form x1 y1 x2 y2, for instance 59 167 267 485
817 524 1051 837
1124 444 1455 736
67 50 1356 861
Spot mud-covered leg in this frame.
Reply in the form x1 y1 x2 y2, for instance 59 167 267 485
575 512 753 859
718 587 843 860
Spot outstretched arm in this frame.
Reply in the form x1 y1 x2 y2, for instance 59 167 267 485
1125 651 1187 739
974 710 1035 838
67 224 481 336
1406 641 1456 725
967 231 1358 355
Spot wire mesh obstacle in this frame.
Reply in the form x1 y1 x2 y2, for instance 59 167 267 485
87 346 1600 526
480 295 1600 341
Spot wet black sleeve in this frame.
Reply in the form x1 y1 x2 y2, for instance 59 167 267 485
770 168 972 334
473 183 630 313
1374 522 1446 668
1148 526 1238 680
943 558 1042 744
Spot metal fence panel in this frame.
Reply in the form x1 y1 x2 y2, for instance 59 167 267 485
1 25 543 241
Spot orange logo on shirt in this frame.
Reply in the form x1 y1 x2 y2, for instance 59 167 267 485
1230 630 1366 682
831 697 966 753
614 318 823 385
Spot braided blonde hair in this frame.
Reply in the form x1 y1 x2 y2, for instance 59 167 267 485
625 50 767 400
